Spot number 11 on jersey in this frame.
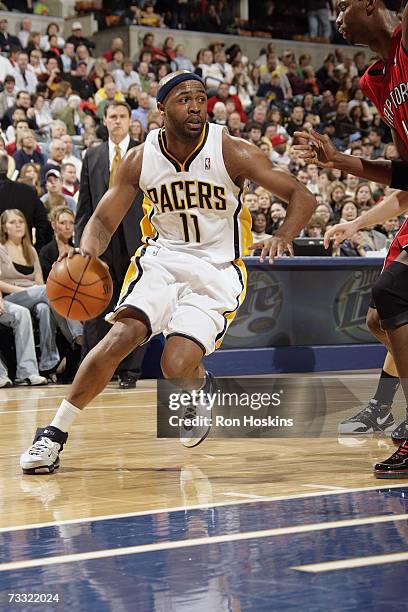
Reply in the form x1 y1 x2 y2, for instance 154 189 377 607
179 213 201 243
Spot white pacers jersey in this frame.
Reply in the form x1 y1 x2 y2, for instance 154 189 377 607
139 123 252 264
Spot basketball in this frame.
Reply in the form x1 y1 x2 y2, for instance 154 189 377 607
46 254 113 321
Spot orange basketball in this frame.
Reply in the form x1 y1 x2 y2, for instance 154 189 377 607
46 254 113 321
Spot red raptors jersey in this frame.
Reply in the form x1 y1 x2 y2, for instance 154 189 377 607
360 25 408 268
360 25 408 142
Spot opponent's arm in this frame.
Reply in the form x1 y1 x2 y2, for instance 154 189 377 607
293 129 394 184
324 189 408 248
223 134 317 261
79 145 143 258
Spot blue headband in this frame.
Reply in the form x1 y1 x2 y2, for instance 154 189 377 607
156 72 205 104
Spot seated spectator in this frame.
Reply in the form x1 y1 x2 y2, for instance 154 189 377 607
18 162 41 195
18 17 32 51
39 206 74 281
140 33 167 64
0 208 60 378
131 91 151 129
340 230 372 257
66 22 95 52
367 127 385 159
270 135 290 166
41 138 66 185
355 182 375 209
103 38 124 63
41 169 76 215
56 95 84 136
44 56 64 96
381 217 401 240
0 18 21 54
339 200 358 223
32 93 52 137
0 76 17 121
243 191 259 212
12 51 38 94
255 188 272 215
40 22 64 52
211 102 227 126
139 4 162 28
257 71 285 104
13 128 45 171
285 106 305 137
246 122 263 146
208 82 246 123
227 111 243 137
252 211 271 244
0 296 47 387
137 61 154 94
108 49 125 74
129 119 145 143
61 134 82 180
125 84 141 111
315 202 333 226
171 44 194 73
114 57 141 94
304 215 326 238
268 202 286 234
60 163 78 199
345 173 360 197
76 44 95 76
60 42 77 74
328 180 347 220
49 81 72 118
0 152 48 250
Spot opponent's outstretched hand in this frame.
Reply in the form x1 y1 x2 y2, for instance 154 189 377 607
293 129 338 168
324 220 360 249
249 235 294 263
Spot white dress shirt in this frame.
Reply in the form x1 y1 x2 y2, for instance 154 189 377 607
108 134 130 172
12 66 38 94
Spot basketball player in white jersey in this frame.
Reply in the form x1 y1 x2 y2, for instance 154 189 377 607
20 71 317 474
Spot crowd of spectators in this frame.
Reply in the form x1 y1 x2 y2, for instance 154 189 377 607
0 12 404 384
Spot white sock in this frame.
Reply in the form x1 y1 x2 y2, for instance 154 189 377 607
50 399 82 433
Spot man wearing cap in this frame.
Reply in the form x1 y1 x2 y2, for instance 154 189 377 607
20 70 317 474
66 22 95 52
270 135 290 166
41 169 76 214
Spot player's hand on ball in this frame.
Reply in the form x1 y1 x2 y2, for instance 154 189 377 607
293 129 337 168
324 220 360 249
250 234 294 263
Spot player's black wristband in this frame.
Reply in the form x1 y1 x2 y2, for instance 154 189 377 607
390 160 408 190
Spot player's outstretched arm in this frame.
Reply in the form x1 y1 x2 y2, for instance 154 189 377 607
223 133 317 262
324 189 408 248
79 145 144 258
293 129 394 185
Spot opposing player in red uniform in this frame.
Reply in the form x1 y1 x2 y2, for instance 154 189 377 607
295 0 408 478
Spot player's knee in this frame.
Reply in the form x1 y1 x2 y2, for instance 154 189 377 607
161 353 198 379
104 319 146 359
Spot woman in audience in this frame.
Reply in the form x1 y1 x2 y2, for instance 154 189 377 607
18 163 42 195
129 119 145 143
32 93 53 135
39 206 73 281
339 200 359 223
328 181 347 221
40 23 65 52
0 209 60 379
50 81 72 118
355 182 375 209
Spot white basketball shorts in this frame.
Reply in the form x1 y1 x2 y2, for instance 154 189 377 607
105 245 247 355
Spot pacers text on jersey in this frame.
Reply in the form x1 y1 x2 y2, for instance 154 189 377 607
146 180 227 213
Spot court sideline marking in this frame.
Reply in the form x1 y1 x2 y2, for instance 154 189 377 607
1 482 407 533
1 513 407 573
293 551 408 573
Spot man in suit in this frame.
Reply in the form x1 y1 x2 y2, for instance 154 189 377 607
0 152 48 251
75 100 145 388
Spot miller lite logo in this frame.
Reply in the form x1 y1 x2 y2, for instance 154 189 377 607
205 157 211 170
